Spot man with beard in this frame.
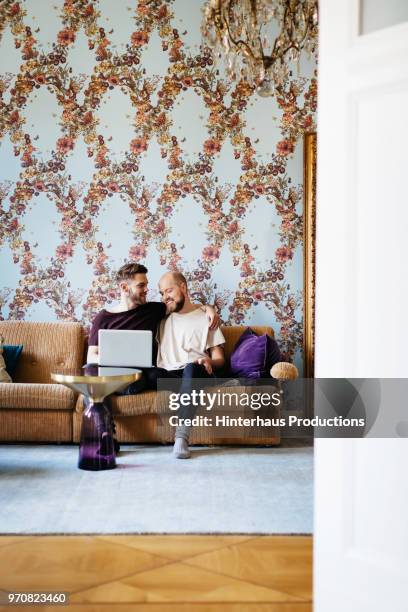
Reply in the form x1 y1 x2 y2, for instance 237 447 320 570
151 271 225 459
86 263 219 454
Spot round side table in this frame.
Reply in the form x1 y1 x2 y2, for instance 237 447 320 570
51 366 141 471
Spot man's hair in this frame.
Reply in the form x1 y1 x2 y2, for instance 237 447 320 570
116 262 148 283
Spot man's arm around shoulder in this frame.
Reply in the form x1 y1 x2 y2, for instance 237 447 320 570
197 304 220 330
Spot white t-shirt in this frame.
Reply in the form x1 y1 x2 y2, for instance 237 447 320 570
157 308 225 371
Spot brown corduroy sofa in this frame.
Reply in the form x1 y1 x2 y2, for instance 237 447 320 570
0 320 287 445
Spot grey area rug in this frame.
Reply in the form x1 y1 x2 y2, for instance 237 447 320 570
0 444 313 534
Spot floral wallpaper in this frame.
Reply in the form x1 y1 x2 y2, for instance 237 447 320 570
0 0 317 369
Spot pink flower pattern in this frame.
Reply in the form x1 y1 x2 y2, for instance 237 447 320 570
0 0 317 361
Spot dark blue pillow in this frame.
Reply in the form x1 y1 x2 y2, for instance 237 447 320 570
3 345 23 377
230 328 281 379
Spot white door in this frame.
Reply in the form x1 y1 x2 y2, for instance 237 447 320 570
314 1 408 611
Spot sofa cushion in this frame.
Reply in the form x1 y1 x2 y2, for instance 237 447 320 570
220 325 273 360
0 321 84 384
230 327 282 378
0 383 75 410
76 390 162 417
0 348 11 383
3 344 23 377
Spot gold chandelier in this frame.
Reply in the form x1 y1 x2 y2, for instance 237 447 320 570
202 0 318 97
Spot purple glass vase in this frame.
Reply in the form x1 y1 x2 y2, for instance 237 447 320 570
78 400 116 471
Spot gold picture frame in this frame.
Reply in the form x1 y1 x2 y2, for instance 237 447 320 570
303 132 316 379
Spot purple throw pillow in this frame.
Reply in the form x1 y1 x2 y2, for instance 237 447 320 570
230 328 282 379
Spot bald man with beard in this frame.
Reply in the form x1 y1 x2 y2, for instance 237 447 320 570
148 271 226 459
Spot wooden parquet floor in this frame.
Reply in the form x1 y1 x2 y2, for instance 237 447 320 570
0 535 312 611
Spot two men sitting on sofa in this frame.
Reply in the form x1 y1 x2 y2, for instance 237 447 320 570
87 262 225 459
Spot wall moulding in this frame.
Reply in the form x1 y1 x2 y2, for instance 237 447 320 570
303 132 316 379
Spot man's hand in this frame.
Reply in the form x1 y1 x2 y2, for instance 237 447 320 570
203 305 220 330
194 357 213 375
87 345 99 364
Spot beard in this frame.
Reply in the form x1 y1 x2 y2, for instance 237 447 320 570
167 294 185 312
130 290 147 306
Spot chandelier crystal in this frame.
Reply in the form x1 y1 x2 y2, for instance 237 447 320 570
202 0 318 96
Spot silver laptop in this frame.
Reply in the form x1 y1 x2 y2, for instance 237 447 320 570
98 329 153 368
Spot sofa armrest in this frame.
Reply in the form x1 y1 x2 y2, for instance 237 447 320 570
270 362 299 381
